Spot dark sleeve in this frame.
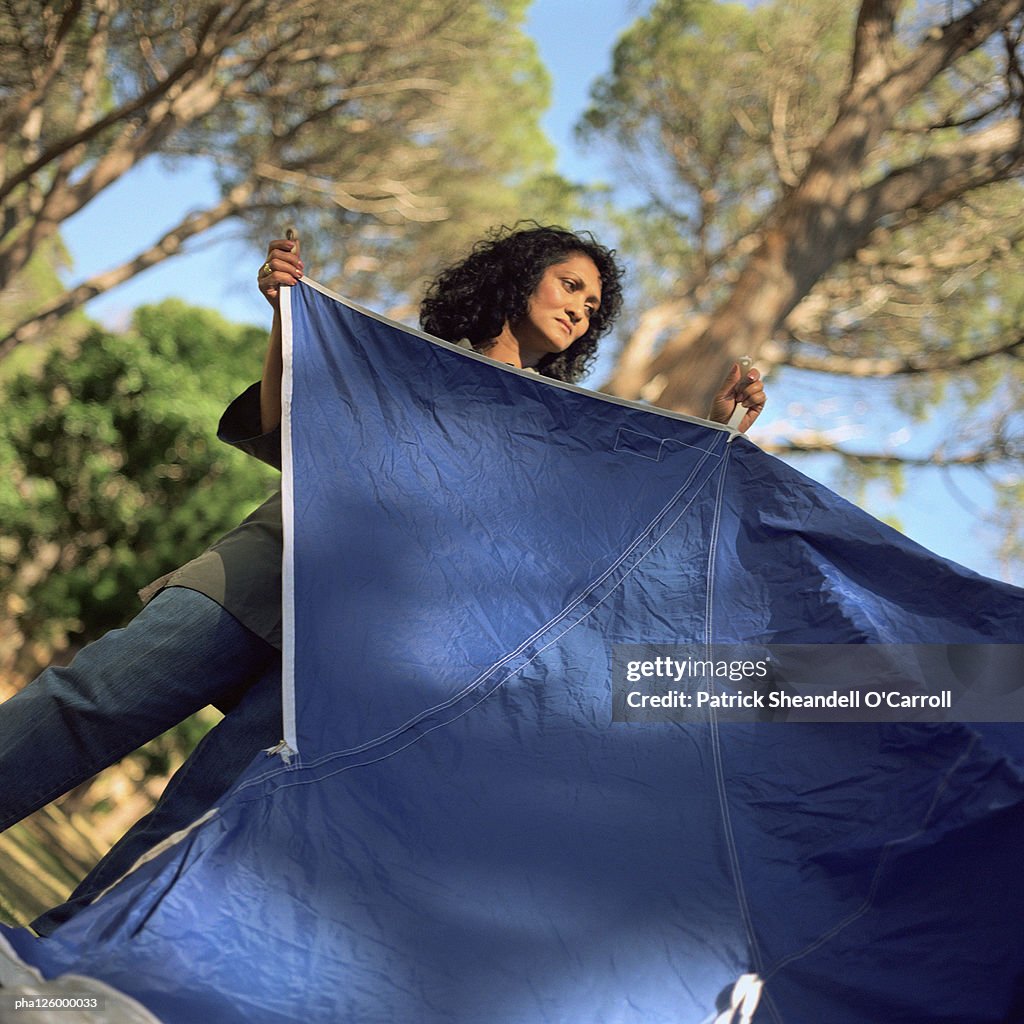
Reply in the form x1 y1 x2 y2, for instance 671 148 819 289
217 381 282 471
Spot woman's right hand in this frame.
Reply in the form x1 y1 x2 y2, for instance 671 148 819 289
257 235 303 311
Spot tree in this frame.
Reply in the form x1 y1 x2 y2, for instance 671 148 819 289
0 0 567 356
578 0 1024 570
0 301 277 685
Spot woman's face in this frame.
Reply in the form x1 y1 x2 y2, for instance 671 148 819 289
509 253 603 366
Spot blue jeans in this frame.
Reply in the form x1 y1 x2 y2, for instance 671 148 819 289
0 587 282 933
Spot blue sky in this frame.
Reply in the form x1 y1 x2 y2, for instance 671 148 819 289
57 0 1018 585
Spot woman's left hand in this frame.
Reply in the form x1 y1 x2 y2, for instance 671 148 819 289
707 362 766 433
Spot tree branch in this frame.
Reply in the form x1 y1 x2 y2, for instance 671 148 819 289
879 0 1024 115
769 88 801 188
860 117 1024 224
764 434 1022 468
801 0 1023 216
895 95 1015 134
765 333 1024 376
601 300 693 398
0 179 257 359
41 0 114 207
254 163 447 221
849 0 901 84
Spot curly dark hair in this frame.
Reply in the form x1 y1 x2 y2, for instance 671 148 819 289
419 223 624 383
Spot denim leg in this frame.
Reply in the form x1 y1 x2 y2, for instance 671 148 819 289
0 587 276 832
31 660 283 936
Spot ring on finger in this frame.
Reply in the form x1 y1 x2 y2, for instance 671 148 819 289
259 261 273 278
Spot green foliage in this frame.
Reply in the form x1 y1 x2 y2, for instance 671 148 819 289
0 302 277 677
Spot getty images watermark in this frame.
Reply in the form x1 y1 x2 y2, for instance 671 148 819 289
611 644 1024 723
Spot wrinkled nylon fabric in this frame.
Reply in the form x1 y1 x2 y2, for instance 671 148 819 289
5 281 1024 1024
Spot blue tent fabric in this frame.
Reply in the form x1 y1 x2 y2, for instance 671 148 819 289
5 280 1024 1023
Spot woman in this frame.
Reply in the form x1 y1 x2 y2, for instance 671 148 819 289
11 224 765 933
259 225 764 431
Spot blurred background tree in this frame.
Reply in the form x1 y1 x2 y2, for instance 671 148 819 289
579 0 1024 572
0 0 573 355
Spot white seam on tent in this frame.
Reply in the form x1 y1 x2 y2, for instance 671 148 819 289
280 285 298 756
703 444 775 1021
